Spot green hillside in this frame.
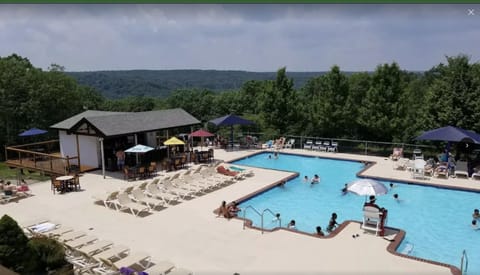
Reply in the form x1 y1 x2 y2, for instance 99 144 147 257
67 70 327 99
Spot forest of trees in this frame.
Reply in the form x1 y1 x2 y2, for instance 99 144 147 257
67 70 325 99
1 53 479 160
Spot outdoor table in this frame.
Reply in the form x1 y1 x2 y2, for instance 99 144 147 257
55 175 74 193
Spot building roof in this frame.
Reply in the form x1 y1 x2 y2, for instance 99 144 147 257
50 109 200 137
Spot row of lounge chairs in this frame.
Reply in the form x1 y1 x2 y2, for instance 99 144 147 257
94 165 254 217
23 220 193 275
393 157 480 180
304 140 338 152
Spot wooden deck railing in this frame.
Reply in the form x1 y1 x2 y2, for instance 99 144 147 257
5 140 79 176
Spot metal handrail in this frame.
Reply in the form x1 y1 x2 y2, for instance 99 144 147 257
262 208 281 234
243 206 282 234
243 205 262 230
461 249 468 274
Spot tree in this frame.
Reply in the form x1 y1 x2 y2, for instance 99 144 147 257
357 62 409 141
423 55 480 133
261 67 299 135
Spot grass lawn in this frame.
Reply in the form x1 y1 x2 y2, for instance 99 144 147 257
0 162 49 182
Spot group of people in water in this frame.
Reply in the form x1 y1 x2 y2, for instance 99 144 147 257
303 174 321 184
286 212 338 236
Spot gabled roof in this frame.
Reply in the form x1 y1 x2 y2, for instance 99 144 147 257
50 110 126 130
50 109 200 137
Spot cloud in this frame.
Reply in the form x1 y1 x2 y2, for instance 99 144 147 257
0 4 479 72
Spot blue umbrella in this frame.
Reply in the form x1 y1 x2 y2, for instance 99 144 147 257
415 125 480 163
19 128 48 137
415 125 480 144
209 114 254 149
209 114 255 127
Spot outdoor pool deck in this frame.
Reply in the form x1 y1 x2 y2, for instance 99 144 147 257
3 148 476 274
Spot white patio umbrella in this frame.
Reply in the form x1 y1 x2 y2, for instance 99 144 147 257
125 144 154 165
125 144 154 153
347 178 388 197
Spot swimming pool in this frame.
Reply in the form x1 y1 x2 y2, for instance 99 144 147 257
232 152 479 273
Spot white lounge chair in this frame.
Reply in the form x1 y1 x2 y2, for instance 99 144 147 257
162 180 198 199
168 267 194 275
65 235 98 249
107 251 151 270
77 240 113 256
116 192 150 217
303 140 313 150
145 182 179 205
92 245 130 262
311 141 320 151
284 139 295 149
472 171 480 180
454 161 469 178
93 191 119 209
58 231 87 242
131 189 165 211
70 250 101 274
327 141 337 152
330 141 338 152
142 260 176 275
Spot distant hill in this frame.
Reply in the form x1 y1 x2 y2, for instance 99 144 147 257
66 70 328 99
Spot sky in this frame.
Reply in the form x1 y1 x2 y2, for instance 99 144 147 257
0 4 479 72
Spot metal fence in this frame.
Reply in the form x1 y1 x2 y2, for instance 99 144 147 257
237 132 440 159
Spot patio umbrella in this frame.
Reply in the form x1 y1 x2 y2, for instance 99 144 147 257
415 125 480 144
19 128 47 137
164 137 185 157
347 178 388 197
209 114 254 149
125 144 154 153
415 125 480 162
164 137 185 146
190 129 215 149
125 144 154 166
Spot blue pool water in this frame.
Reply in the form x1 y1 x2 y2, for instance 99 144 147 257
233 152 480 272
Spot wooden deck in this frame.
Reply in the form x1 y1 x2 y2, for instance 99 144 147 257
5 158 95 176
5 141 92 176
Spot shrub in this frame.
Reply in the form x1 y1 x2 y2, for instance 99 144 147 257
0 215 29 272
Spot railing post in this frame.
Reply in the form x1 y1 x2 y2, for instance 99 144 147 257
461 249 468 274
365 141 368 155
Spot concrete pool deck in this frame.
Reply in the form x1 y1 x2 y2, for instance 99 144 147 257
3 148 475 274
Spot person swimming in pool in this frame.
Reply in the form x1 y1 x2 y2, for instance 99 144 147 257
316 226 325 236
287 220 296 229
472 220 479 230
326 213 339 233
473 209 480 219
303 175 309 183
393 193 402 202
341 184 348 195
311 174 320 184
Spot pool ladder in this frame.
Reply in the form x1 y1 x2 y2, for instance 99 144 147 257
242 205 281 234
460 249 468 274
